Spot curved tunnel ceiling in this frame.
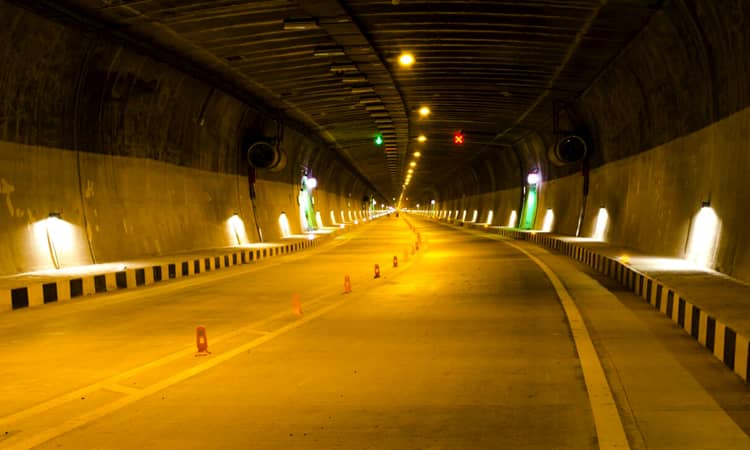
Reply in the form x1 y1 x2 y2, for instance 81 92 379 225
23 0 661 201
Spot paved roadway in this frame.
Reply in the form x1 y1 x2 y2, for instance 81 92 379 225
1 215 749 449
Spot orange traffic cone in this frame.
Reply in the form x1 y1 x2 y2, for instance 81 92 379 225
195 326 211 356
292 293 303 317
374 264 381 279
393 256 398 268
344 275 352 293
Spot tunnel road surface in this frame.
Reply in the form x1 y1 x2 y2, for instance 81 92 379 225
1 216 748 449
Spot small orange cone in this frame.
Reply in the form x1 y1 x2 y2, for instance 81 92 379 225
344 275 352 293
393 256 398 268
292 293 303 317
374 264 381 279
195 326 211 356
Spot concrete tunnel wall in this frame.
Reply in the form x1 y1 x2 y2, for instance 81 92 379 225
433 0 750 282
0 2 371 276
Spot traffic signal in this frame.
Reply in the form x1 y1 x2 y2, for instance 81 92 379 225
374 134 383 146
453 130 464 145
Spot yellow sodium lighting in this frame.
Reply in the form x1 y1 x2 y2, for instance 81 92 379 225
417 135 427 143
410 161 417 167
486 210 494 225
593 208 609 241
461 210 467 221
508 210 518 227
330 210 337 225
413 151 421 157
316 211 324 227
686 206 720 269
542 209 554 232
227 214 249 245
407 169 414 173
418 106 430 117
33 215 82 269
399 52 415 66
619 255 631 264
278 213 292 238
471 210 478 222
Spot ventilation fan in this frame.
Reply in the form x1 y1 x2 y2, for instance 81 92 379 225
247 140 287 172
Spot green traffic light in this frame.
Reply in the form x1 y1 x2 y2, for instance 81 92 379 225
374 134 383 146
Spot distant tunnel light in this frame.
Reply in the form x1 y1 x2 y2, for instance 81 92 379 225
316 211 324 227
686 206 720 269
399 52 415 67
542 209 554 232
278 213 292 238
508 210 518 227
592 208 609 241
228 214 249 245
330 210 337 225
486 210 494 225
471 210 478 223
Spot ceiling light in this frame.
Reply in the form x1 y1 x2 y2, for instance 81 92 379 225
358 96 381 104
330 63 358 72
417 134 427 143
351 86 375 94
413 152 421 157
410 161 416 167
283 17 319 30
342 74 367 83
418 106 430 117
399 52 415 67
314 46 345 57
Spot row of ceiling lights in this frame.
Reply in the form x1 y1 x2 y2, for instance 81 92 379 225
279 17 429 202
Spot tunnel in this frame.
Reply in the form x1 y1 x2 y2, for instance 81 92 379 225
1 1 750 448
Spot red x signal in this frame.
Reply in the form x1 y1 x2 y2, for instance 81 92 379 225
453 131 464 145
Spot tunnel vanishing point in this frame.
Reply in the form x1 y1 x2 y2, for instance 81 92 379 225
2 1 750 449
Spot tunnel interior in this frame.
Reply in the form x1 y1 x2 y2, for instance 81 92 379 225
0 0 749 282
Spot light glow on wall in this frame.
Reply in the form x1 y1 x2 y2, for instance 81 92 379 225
508 210 518 227
486 210 494 225
461 210 467 221
471 210 478 222
542 209 554 232
340 210 345 223
33 214 80 269
330 210 337 225
227 214 249 245
278 213 292 238
316 211 324 227
593 208 609 241
348 210 354 222
686 206 720 269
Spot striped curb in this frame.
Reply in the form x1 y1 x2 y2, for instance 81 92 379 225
0 234 332 314
433 216 750 383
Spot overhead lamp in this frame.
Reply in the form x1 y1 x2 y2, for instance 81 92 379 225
413 151 421 157
313 46 345 56
410 161 416 167
418 106 430 117
351 86 375 94
417 134 427 143
407 169 413 174
330 63 358 72
527 171 541 185
399 52 415 67
358 96 381 104
283 17 319 30
342 74 367 83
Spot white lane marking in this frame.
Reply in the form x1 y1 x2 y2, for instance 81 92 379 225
3 296 351 450
501 240 631 450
